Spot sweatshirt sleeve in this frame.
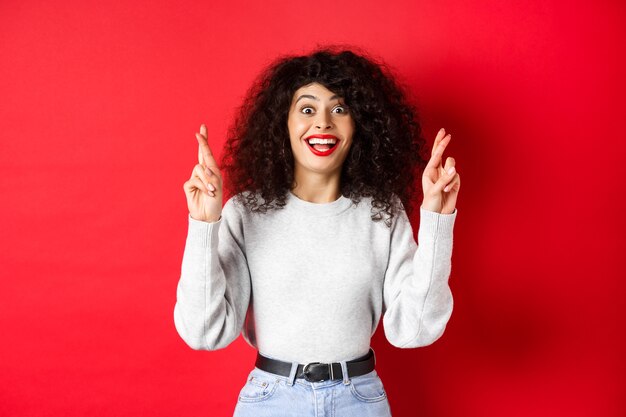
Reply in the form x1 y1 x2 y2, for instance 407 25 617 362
173 198 251 350
382 206 458 348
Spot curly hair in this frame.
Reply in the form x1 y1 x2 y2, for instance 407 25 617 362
220 45 429 227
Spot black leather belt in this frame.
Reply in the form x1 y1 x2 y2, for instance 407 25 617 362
255 348 376 382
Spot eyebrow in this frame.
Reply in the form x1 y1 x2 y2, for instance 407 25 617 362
295 94 340 104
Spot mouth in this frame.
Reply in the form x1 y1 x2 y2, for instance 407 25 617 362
304 134 340 156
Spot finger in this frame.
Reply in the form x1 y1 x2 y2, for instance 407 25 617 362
444 173 460 192
184 177 208 195
197 132 205 167
444 175 459 192
196 128 218 168
193 164 217 192
425 133 451 171
437 164 456 191
431 128 446 158
203 164 223 186
186 175 207 193
188 176 214 197
436 133 451 155
440 156 455 177
197 124 208 166
191 176 216 197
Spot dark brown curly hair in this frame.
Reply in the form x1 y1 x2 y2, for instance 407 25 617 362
220 45 429 227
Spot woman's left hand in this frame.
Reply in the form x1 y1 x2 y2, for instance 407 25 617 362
421 128 461 214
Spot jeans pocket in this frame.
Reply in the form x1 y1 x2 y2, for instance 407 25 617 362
237 369 280 403
349 370 387 403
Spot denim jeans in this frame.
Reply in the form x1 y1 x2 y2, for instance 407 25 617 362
232 351 393 417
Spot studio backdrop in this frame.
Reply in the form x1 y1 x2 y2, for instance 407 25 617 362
1 1 624 416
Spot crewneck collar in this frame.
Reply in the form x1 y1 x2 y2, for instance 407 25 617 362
287 190 353 217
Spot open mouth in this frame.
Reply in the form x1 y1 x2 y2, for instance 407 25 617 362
305 137 339 156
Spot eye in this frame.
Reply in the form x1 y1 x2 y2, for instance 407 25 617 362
299 104 348 115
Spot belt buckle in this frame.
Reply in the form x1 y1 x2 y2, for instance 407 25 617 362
302 362 331 382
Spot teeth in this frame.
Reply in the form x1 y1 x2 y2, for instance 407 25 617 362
307 138 337 145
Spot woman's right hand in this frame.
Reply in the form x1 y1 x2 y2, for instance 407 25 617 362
183 124 223 223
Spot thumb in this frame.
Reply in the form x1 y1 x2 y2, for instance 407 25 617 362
434 166 456 191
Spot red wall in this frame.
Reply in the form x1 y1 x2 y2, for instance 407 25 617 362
1 1 624 416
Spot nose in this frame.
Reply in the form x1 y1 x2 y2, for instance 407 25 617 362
315 110 333 130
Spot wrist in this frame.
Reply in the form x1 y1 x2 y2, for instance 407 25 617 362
190 213 221 223
420 203 441 214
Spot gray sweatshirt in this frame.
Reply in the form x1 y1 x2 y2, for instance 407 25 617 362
173 191 457 364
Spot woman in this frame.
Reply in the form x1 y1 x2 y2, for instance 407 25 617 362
175 46 460 417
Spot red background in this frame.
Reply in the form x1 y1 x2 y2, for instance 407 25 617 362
1 1 625 416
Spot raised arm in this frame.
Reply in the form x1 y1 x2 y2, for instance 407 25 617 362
382 204 457 348
173 198 251 350
174 124 251 350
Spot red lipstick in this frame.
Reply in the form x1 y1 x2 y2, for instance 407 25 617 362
304 134 340 157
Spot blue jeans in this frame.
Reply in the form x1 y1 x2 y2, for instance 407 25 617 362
232 351 393 417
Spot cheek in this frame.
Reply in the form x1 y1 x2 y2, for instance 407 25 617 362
288 121 303 148
342 119 356 140
289 118 308 139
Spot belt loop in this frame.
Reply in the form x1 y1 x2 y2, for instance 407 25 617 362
287 361 298 386
340 360 350 385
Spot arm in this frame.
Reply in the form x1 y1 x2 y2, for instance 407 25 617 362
173 198 251 350
382 206 458 348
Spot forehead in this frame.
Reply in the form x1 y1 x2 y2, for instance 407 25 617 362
292 82 340 101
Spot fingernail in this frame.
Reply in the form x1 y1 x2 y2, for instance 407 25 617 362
208 183 215 191
447 167 455 175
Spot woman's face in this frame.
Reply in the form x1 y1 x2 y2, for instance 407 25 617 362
287 82 355 177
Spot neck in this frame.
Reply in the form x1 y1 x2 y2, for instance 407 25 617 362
291 165 342 203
